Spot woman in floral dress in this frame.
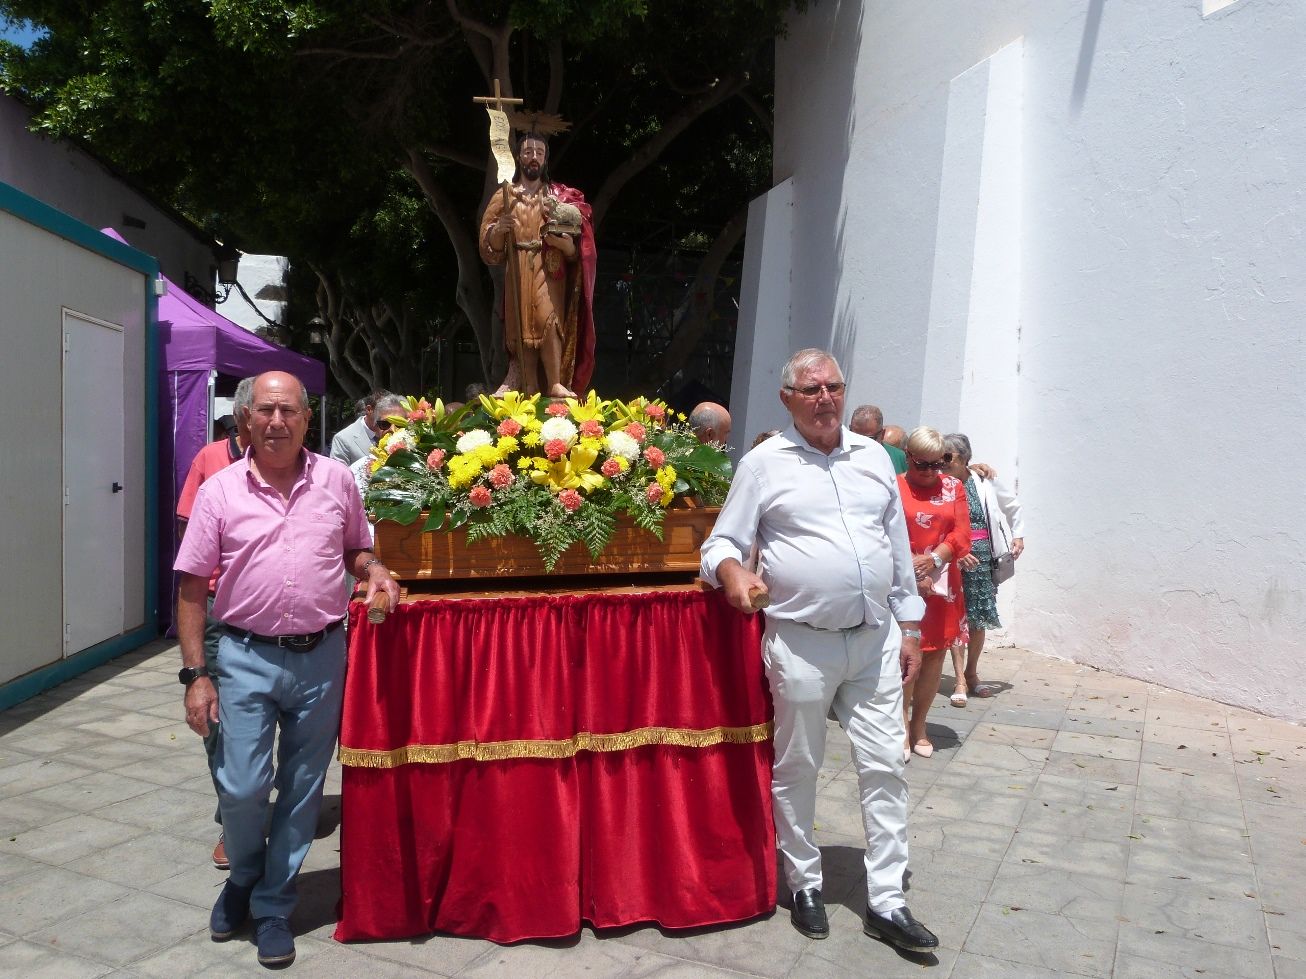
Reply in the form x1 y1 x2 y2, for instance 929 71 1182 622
943 434 1025 706
896 428 971 758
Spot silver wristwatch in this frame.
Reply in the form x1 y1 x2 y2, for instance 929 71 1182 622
901 628 922 640
929 551 943 569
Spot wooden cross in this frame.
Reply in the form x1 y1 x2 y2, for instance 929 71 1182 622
472 79 524 112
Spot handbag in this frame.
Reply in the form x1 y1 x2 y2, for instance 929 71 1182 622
981 481 1016 586
991 551 1015 586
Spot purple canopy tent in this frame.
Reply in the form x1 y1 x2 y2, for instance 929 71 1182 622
101 230 328 627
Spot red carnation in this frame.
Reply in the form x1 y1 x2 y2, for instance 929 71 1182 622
546 402 570 417
544 438 569 460
468 485 493 508
645 403 666 421
643 446 665 468
601 458 622 477
579 419 604 438
558 489 583 512
489 464 514 489
497 418 523 437
625 421 646 442
645 482 663 504
426 448 446 470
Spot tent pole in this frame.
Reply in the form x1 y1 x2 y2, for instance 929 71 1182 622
321 395 328 453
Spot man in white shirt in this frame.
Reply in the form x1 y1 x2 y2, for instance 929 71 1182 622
700 348 938 952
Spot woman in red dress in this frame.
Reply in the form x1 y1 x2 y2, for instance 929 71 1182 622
897 427 971 759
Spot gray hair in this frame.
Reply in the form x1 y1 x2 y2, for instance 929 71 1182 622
781 348 843 389
374 395 405 420
849 404 883 433
943 432 972 465
233 377 255 414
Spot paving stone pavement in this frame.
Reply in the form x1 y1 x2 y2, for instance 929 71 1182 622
2 640 1304 978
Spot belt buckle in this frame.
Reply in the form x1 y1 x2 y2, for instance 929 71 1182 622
280 630 323 652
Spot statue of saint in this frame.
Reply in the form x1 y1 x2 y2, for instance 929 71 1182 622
479 133 597 397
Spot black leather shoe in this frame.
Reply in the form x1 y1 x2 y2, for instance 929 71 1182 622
863 905 939 952
791 887 829 939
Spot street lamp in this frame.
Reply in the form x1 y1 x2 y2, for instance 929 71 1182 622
215 243 241 304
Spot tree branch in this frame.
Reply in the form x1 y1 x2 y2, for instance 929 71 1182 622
545 38 563 114
738 87 774 139
589 72 749 230
422 141 484 171
403 147 495 381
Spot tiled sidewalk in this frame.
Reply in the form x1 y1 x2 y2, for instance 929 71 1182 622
1 641 1303 977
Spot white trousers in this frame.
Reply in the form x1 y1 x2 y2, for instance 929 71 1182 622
763 616 909 913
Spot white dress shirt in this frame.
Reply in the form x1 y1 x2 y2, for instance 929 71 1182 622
701 424 925 630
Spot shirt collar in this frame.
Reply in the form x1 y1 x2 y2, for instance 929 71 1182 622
780 423 864 458
242 447 315 490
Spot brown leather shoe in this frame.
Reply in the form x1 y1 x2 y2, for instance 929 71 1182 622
212 833 229 870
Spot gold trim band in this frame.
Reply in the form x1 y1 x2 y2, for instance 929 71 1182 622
338 722 774 769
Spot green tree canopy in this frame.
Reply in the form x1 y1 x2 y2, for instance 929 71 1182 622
1 0 800 399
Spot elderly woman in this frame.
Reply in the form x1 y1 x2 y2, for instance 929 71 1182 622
896 427 971 758
942 433 1025 705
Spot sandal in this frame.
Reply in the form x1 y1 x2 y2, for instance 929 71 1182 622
950 686 968 708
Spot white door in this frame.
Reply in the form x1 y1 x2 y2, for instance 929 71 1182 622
63 310 126 656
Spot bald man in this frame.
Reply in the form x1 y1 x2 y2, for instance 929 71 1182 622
690 401 732 446
175 371 400 966
850 405 907 475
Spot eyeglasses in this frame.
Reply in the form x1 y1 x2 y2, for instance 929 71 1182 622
252 404 303 419
375 419 396 432
785 382 846 398
908 453 952 471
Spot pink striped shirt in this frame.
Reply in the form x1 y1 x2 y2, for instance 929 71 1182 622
174 450 371 634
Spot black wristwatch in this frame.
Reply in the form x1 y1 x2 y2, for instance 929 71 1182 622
178 666 210 686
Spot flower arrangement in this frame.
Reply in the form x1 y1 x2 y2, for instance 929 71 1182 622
363 391 733 571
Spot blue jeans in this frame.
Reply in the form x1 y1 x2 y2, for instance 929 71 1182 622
212 628 347 919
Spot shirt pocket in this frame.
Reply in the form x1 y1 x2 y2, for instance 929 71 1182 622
296 504 347 559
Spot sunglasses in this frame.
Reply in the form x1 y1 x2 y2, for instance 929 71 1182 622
375 419 397 432
908 453 952 471
785 382 846 397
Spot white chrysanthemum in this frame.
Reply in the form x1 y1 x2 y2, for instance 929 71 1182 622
385 430 417 454
603 429 639 461
539 416 579 447
455 429 495 454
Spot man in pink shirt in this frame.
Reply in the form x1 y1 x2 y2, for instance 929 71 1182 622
175 371 400 968
176 378 252 873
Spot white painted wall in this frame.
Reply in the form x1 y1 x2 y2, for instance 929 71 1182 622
219 252 289 335
0 92 215 286
757 0 1306 720
0 209 149 685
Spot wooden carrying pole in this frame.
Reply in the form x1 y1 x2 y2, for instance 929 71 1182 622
367 592 391 624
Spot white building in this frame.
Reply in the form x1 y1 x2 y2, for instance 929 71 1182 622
735 0 1305 720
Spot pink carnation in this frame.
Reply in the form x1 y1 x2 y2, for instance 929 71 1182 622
544 438 569 460
643 446 665 468
386 439 404 455
407 410 426 422
645 403 666 421
468 485 493 508
489 463 514 489
579 419 604 438
426 448 446 470
497 418 523 437
645 482 664 504
601 458 622 477
558 489 583 512
625 421 646 442
546 402 570 417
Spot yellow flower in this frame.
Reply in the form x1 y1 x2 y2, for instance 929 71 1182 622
516 457 533 471
564 390 606 423
496 435 519 455
579 436 603 454
529 444 607 494
656 465 677 492
479 391 539 425
522 430 542 448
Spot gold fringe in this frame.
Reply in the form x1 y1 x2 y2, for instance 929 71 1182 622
338 721 773 769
